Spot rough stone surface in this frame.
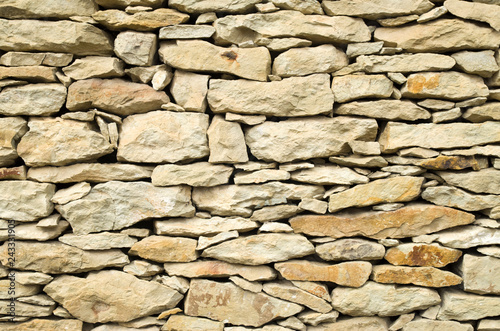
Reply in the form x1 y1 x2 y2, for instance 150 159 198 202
356 53 455 73
309 317 389 331
332 74 393 103
170 70 209 112
464 103 500 122
92 8 189 31
315 239 385 261
62 57 124 80
0 116 27 167
335 100 430 121
159 25 215 39
263 281 332 313
0 84 66 116
58 232 137 250
385 243 462 267
437 169 500 194
129 236 198 263
452 50 499 78
164 315 223 331
290 165 368 185
322 0 434 19
371 265 462 287
152 162 232 187
422 186 500 211
437 289 500 321
460 254 500 295
0 219 68 241
207 115 248 164
169 0 261 13
445 0 500 31
403 320 474 331
413 225 500 249
0 180 54 221
114 31 157 66
0 319 83 331
155 217 258 237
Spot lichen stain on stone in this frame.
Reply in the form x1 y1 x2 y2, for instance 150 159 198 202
221 50 238 61
407 74 440 93
420 155 481 171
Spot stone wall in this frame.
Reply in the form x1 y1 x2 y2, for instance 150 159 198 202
1 0 500 330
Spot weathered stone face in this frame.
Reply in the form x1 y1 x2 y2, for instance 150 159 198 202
0 84 66 116
371 265 462 287
92 8 189 31
322 0 434 19
459 254 500 295
437 289 500 321
335 100 431 121
385 243 462 268
0 116 27 167
0 180 54 221
129 236 198 263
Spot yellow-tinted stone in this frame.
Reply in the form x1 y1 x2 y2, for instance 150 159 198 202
371 265 462 287
129 236 198 263
385 243 462 267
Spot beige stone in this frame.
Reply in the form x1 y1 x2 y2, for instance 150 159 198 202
229 275 262 293
225 113 266 125
0 219 68 241
234 170 290 185
152 162 232 187
197 231 239 250
293 204 474 239
246 117 377 163
0 19 113 56
452 50 499 78
169 0 261 13
0 241 128 273
114 31 156 66
335 100 431 121
401 72 489 100
185 279 303 327
256 37 312 52
478 319 500 331
164 315 223 331
62 57 124 80
333 281 440 316
0 0 96 18
59 232 137 250
202 233 314 265
67 78 169 115
464 103 500 122
250 205 301 222
159 40 270 81
375 19 500 52
437 289 500 321
379 121 500 152
437 169 500 194
422 186 500 211
332 74 393 103
460 254 500 294
0 165 26 180
316 238 385 261
270 0 321 14
0 116 27 166
44 270 183 323
51 182 91 204
214 11 371 44
0 66 57 82
0 52 72 67
27 163 152 183
445 0 500 31
309 317 389 331
275 260 371 287
328 176 423 212
415 225 500 249
96 0 163 9
371 264 462 287
117 111 209 163
385 243 462 267
0 181 54 221
0 280 40 299
298 199 327 214
290 165 368 185
403 320 473 331
208 74 333 117
263 281 332 313
0 319 83 331
207 115 248 164
322 0 434 19
378 14 418 27
357 53 455 73
170 70 209 112
92 8 189 31
477 246 500 258
159 25 215 39
0 84 66 116
123 260 163 277
291 281 330 302
129 236 198 263
155 217 258 237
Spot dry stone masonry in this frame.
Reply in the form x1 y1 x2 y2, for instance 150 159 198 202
1 0 500 330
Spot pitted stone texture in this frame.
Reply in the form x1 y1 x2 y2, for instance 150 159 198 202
159 40 271 81
437 169 500 194
169 0 261 13
328 176 423 212
332 281 441 317
170 70 209 112
263 281 332 313
0 19 113 56
155 217 258 237
275 260 372 287
356 53 455 73
445 0 500 31
207 115 248 164
117 111 209 163
385 243 462 268
292 204 474 239
202 233 314 265
0 319 83 331
56 181 194 235
316 239 385 261
332 74 393 103
192 182 323 217
129 236 198 263
213 11 371 44
0 116 27 166
422 186 500 211
66 79 169 115
437 289 500 321
62 57 125 80
208 74 333 117
246 117 377 163
114 31 156 66
379 122 500 152
322 0 434 19
335 100 431 121
0 84 66 116
0 241 128 274
44 270 183 323
460 254 500 295
374 19 500 52
17 118 113 167
152 162 232 187
184 279 303 327
403 320 473 331
371 265 462 287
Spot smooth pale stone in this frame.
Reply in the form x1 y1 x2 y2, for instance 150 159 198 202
92 8 189 31
155 275 190 294
216 79 333 119
275 260 371 287
0 116 27 166
193 182 323 217
452 50 498 78
403 320 473 331
35 214 61 228
280 163 313 172
445 0 500 31
399 147 439 158
371 265 462 287
328 176 423 212
159 25 215 39
460 254 500 294
202 233 314 265
385 243 462 267
332 74 393 103
290 165 367 185
0 84 66 116
316 238 385 261
422 186 500 211
293 204 474 239
0 319 83 331
0 219 68 241
478 246 500 258
373 203 404 211
431 108 462 123
272 45 348 77
45 270 182 323
379 121 500 153
335 100 430 121
0 19 113 55
475 218 500 229
51 182 91 205
17 294 56 306
59 232 137 250
414 225 500 248
246 117 377 163
456 97 487 108
309 317 389 331
478 319 500 331
332 281 440 317
15 272 52 285
0 66 57 82
381 165 425 176
330 155 388 168
387 72 407 85
348 141 381 155
66 78 169 115
269 0 322 14
417 5 448 23
291 281 330 302
418 99 455 110
250 205 301 222
298 199 327 214
356 53 455 73
96 0 163 9
437 289 500 321
226 113 266 125
442 145 500 157
263 281 332 313
375 18 500 52
129 236 198 263
378 14 418 27
464 103 500 122
207 115 248 164
437 169 500 194
322 0 434 19
0 165 26 180
0 52 72 67
402 71 489 100
0 0 97 18
230 276 262 293
347 42 384 58
0 241 128 273
152 162 232 187
17 118 113 167
256 37 312 52
159 40 270 82
118 111 209 163
155 217 258 237
151 69 172 90
185 279 302 327
57 182 194 234
164 315 223 331
278 317 307 331
169 0 260 13
234 170 290 185
28 163 152 183
0 181 54 221
121 228 150 238
125 64 165 83
62 57 124 80
298 311 339 326
169 70 209 112
197 231 239 250
214 10 370 44
114 31 156 66
0 300 54 317
0 280 40 299
235 161 277 171
388 313 414 331
123 260 163 277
